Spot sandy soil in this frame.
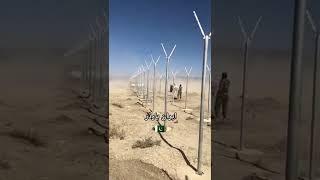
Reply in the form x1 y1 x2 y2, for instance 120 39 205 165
2 51 318 180
109 79 211 180
211 56 320 180
0 60 106 180
212 95 320 180
109 71 320 180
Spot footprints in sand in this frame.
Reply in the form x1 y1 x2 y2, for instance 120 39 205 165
6 128 46 147
54 114 74 123
0 98 44 112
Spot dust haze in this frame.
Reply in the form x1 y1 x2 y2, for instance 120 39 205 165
0 48 106 180
212 48 320 179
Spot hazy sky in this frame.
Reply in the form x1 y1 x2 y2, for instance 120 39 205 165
0 0 107 49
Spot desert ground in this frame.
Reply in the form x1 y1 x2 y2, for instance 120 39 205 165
1 48 318 180
109 50 320 180
109 78 211 180
0 50 106 180
109 76 286 180
211 51 320 180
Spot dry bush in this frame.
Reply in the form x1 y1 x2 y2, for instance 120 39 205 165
0 159 10 170
55 114 74 123
109 125 125 140
132 137 161 149
8 129 46 147
242 173 269 180
112 102 124 108
253 159 264 168
56 102 81 110
265 138 286 152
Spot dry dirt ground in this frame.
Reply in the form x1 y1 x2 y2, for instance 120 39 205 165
212 89 320 179
212 53 320 180
0 61 106 180
212 95 320 180
109 76 320 180
109 79 211 180
2 58 317 179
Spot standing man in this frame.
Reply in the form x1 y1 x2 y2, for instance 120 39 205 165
170 84 173 93
172 83 178 100
214 72 230 120
178 84 183 100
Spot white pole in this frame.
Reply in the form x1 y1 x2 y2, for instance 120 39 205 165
164 56 169 126
153 65 156 111
184 67 192 109
100 17 107 107
238 16 262 150
90 25 98 105
158 73 163 95
185 74 189 109
306 9 320 180
137 73 139 94
102 12 108 107
146 63 150 105
197 35 209 175
140 68 142 96
193 10 211 175
93 16 103 107
139 67 143 97
145 60 152 107
88 28 94 98
141 65 145 99
91 26 96 101
161 43 176 127
206 65 211 120
286 0 306 179
96 17 103 107
152 55 160 112
144 67 146 100
159 78 161 95
143 66 145 99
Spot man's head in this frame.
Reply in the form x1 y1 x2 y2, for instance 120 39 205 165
222 72 227 79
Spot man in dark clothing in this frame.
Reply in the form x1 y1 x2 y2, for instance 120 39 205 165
214 72 230 120
178 84 183 100
170 84 173 92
